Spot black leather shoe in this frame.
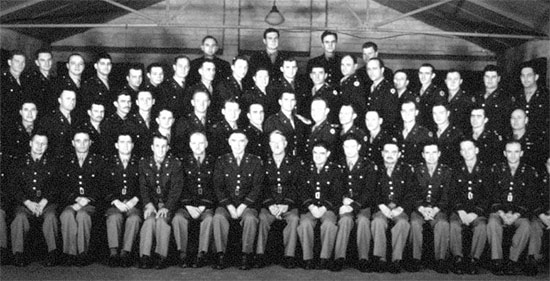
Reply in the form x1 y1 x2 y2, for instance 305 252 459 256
155 256 169 270
524 255 538 276
434 259 449 274
0 247 11 265
43 250 60 267
464 258 479 275
490 259 505 275
283 256 296 269
76 253 90 267
13 252 27 267
316 258 330 270
406 259 422 272
178 255 188 268
139 255 153 269
357 259 372 272
213 252 226 270
120 255 133 268
254 254 267 268
108 255 120 267
239 254 252 270
387 260 402 274
504 260 523 275
65 254 77 266
303 259 315 270
193 251 207 268
330 258 344 272
450 256 464 274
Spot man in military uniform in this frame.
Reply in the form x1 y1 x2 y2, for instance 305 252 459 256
101 91 137 156
164 55 190 119
128 90 156 158
104 133 141 267
2 101 38 167
216 56 249 108
138 135 183 269
209 99 241 157
189 36 231 87
172 132 216 268
449 139 489 275
143 63 170 117
10 132 60 267
82 53 113 115
366 58 399 131
432 103 464 168
306 31 342 88
307 64 340 123
188 60 217 117
444 70 474 134
371 141 413 273
474 65 513 136
56 53 85 120
255 131 300 268
409 143 451 274
1 50 28 128
339 55 366 126
364 110 394 167
356 42 393 88
270 58 307 117
527 157 550 276
397 100 433 165
212 131 263 270
121 64 143 104
243 103 268 160
337 104 366 161
173 89 213 158
59 130 104 266
469 107 503 165
248 28 287 79
79 101 106 156
38 89 77 159
306 97 339 159
154 109 175 149
264 92 308 158
416 64 446 131
242 67 276 118
332 135 377 272
297 141 341 270
27 48 57 116
507 108 547 173
393 70 417 106
515 64 549 141
487 141 538 275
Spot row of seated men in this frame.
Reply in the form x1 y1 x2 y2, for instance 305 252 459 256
0 97 548 276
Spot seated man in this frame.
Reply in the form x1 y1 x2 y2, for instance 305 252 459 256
255 130 301 268
297 141 341 270
527 157 550 276
104 133 141 267
138 135 183 269
212 130 263 270
10 132 60 267
60 130 104 266
172 132 216 268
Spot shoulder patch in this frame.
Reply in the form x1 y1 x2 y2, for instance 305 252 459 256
354 81 360 87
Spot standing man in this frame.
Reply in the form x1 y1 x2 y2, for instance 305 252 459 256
449 139 489 275
515 63 549 140
209 99 241 157
172 132 216 268
2 101 38 165
243 103 268 160
255 131 301 268
339 55 366 125
189 36 231 86
121 64 143 103
332 135 377 272
432 102 464 168
307 31 342 88
364 110 394 167
10 132 60 267
270 58 307 116
487 141 538 275
143 63 168 116
366 58 399 131
393 70 416 105
28 48 57 116
445 70 474 134
297 141 341 270
188 60 217 116
212 131 263 270
104 133 142 267
474 65 513 136
371 141 414 273
1 50 28 127
507 108 547 173
306 97 339 157
57 53 85 120
173 89 212 158
356 42 393 87
59 130 104 266
416 64 445 131
469 107 503 166
101 91 136 156
82 53 113 115
409 143 451 273
128 90 156 158
79 101 106 156
165 55 191 119
243 67 276 117
249 28 287 80
397 100 433 165
307 64 340 123
138 135 183 269
217 56 249 107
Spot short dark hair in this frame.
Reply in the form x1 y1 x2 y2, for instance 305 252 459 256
309 63 326 73
66 53 84 63
312 141 330 152
34 48 52 60
147 63 163 73
94 52 112 64
361 42 378 51
117 132 134 142
231 55 248 66
321 30 337 41
520 62 538 75
200 59 215 68
278 91 296 100
394 69 408 78
401 99 418 110
342 133 361 145
420 63 435 73
342 54 357 64
114 90 132 102
254 67 270 76
483 64 501 76
432 101 449 111
368 57 384 68
446 69 461 78
202 35 218 45
126 63 143 76
174 55 190 65
19 99 37 110
223 98 240 109
9 49 25 60
263 28 279 39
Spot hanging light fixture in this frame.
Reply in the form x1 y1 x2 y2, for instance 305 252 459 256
265 0 285 25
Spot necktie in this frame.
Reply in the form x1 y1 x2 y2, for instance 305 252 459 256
236 156 242 166
348 162 354 171
197 156 202 168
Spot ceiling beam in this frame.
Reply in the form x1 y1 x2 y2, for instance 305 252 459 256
3 23 548 40
100 0 158 24
466 0 537 31
373 0 456 28
0 0 47 18
344 0 364 26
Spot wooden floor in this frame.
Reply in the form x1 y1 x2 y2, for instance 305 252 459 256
1 262 548 281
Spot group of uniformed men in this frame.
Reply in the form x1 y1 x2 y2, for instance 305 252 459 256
0 28 548 276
